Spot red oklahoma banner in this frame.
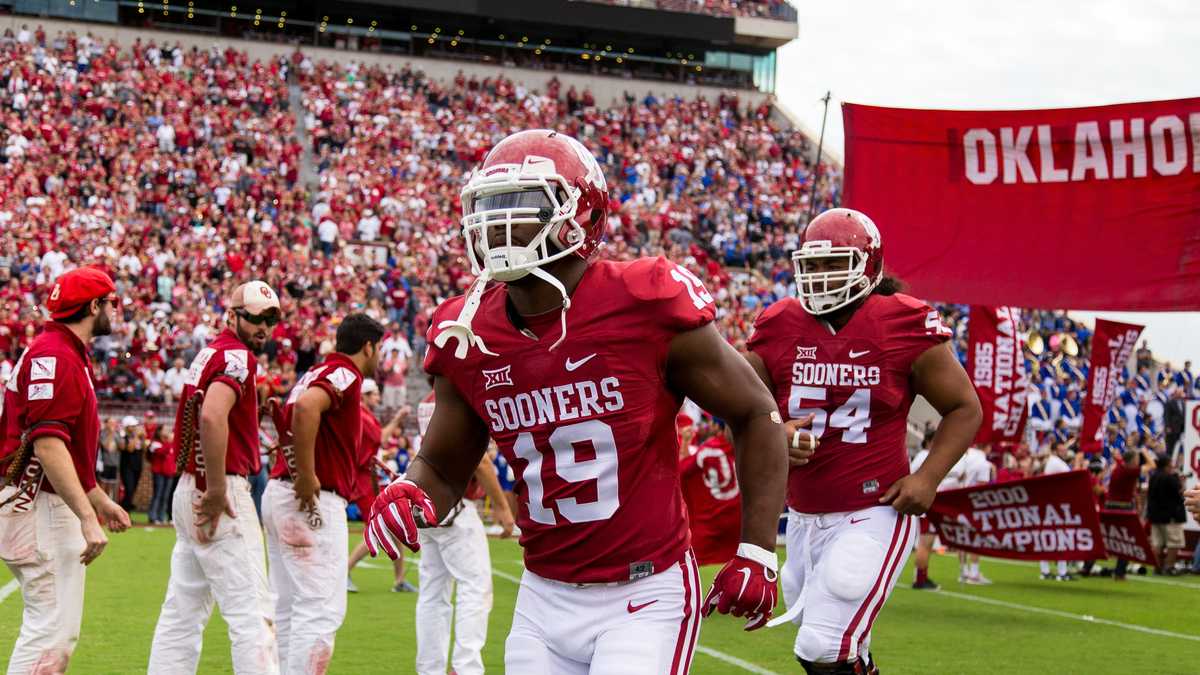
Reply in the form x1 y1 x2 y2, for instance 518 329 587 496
842 99 1200 310
1080 319 1144 454
1099 510 1156 566
966 306 1028 445
926 471 1103 561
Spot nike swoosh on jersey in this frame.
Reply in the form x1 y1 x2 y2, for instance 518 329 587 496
849 517 870 524
565 353 598 372
627 599 658 613
849 349 871 358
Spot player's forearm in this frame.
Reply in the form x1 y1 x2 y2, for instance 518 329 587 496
33 436 97 523
730 414 788 550
291 401 321 479
405 457 469 523
914 403 980 484
198 412 230 493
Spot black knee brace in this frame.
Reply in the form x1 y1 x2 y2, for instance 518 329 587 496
797 655 879 675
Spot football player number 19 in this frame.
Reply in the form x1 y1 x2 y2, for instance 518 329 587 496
788 386 872 443
513 420 620 525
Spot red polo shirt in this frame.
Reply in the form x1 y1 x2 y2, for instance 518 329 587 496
174 328 260 479
271 352 363 499
0 323 100 493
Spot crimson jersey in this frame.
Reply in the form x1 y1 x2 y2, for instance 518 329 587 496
425 257 715 583
679 434 741 566
748 293 950 513
175 328 260 478
270 352 363 499
0 324 100 494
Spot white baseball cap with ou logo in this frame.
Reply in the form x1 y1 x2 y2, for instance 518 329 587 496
240 280 281 314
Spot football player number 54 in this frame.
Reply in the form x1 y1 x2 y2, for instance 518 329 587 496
788 386 872 443
513 420 620 525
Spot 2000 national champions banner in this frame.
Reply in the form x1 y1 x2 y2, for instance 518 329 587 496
842 98 1200 311
926 472 1104 561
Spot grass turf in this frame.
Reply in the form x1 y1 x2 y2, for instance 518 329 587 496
2 522 1198 674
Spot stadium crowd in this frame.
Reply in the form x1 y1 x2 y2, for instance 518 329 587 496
0 28 1194 572
573 0 798 21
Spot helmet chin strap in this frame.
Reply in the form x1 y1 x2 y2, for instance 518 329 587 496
528 265 572 352
433 270 499 359
433 264 574 360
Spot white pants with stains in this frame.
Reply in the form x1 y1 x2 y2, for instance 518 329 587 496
263 479 348 675
415 501 492 675
148 474 279 675
0 487 85 675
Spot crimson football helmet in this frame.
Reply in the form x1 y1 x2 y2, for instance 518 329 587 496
792 208 883 315
460 129 608 283
436 130 608 359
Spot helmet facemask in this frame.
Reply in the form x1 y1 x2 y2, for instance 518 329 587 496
436 156 590 359
792 242 880 315
461 160 587 283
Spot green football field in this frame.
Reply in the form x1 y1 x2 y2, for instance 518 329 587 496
2 521 1198 674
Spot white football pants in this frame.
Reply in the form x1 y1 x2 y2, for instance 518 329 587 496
781 506 917 664
504 549 702 675
415 501 492 675
148 474 279 674
0 487 86 675
263 479 348 675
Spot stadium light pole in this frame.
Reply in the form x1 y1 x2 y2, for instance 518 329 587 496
806 90 832 224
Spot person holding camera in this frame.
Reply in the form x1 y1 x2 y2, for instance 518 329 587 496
1147 454 1187 575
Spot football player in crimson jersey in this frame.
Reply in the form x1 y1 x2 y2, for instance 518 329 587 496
365 129 789 675
745 208 981 674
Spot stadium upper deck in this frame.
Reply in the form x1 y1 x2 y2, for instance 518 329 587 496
8 0 796 92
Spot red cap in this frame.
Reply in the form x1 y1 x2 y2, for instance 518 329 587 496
46 267 116 320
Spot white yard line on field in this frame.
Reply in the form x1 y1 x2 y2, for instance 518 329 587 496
0 579 18 604
488 561 780 674
908 586 1200 643
693 647 781 675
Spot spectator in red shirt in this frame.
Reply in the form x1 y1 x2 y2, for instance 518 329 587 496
147 426 177 525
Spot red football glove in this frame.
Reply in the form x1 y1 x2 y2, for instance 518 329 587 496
701 543 779 631
364 480 438 560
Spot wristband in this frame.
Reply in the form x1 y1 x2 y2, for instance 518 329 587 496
736 542 779 573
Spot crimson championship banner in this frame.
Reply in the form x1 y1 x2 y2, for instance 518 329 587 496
966 306 1029 445
1079 319 1144 454
842 99 1200 311
926 471 1103 561
1099 510 1156 566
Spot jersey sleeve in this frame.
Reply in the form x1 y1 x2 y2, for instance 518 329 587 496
22 353 83 445
887 294 952 365
423 296 466 377
311 365 359 410
746 299 790 357
625 257 716 334
207 347 253 400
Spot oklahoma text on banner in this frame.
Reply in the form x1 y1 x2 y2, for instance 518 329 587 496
842 99 1200 311
925 471 1103 561
1098 509 1156 567
966 306 1028 446
1079 318 1144 454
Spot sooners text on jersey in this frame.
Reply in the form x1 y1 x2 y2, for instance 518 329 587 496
748 294 950 513
425 257 715 583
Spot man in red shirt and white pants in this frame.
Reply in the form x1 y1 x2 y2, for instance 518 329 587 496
149 281 282 674
0 267 130 674
264 313 385 674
